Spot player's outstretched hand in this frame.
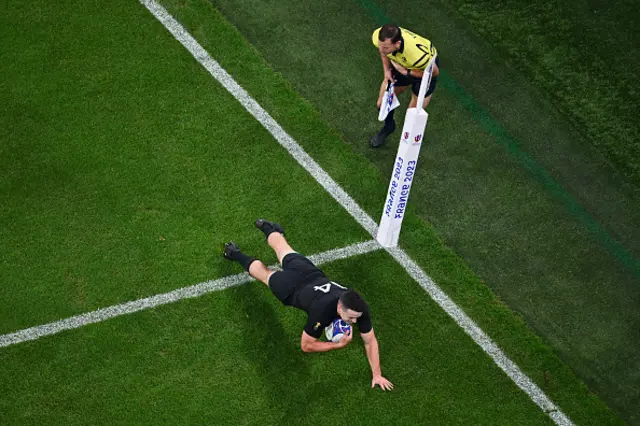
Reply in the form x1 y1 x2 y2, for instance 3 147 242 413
337 329 353 348
372 375 394 391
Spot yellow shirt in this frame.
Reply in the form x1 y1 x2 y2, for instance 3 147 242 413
372 27 437 70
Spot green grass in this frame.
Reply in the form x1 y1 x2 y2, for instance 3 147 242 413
0 0 627 424
0 252 564 425
201 0 640 422
0 0 369 333
442 0 640 188
0 252 555 425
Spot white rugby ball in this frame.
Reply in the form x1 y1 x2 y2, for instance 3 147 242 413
325 318 352 343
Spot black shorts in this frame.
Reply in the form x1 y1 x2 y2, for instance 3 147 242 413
392 56 440 97
268 253 326 305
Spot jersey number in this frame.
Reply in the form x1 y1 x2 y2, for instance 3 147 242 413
313 281 347 293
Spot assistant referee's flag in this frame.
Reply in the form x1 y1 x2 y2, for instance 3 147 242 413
378 82 400 121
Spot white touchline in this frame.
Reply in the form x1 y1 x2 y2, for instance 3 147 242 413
136 1 574 424
0 240 381 348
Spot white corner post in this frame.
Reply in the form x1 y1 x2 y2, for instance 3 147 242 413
376 56 436 247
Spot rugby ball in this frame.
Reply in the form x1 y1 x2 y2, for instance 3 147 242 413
325 318 352 343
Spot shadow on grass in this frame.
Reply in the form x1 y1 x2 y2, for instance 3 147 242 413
228 282 316 422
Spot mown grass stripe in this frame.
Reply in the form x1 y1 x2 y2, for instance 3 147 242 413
441 73 640 278
139 1 573 423
388 246 567 420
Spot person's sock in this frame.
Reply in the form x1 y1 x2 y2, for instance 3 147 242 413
232 251 257 272
383 109 396 133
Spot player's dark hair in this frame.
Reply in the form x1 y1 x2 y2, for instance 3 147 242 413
339 290 369 314
378 24 402 43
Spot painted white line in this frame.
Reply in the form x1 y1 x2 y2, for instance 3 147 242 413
140 0 378 238
138 2 574 424
0 240 381 348
388 247 564 416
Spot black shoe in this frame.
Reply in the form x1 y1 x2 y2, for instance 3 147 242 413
255 219 285 239
222 241 240 260
369 125 396 148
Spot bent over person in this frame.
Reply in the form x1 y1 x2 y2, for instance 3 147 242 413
223 219 394 391
370 24 439 148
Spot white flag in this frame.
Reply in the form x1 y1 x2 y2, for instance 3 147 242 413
378 82 400 121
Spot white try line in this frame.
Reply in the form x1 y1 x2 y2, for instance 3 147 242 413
137 1 573 424
0 240 381 348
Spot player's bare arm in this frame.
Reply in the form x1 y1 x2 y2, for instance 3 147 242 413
408 68 423 78
390 61 409 76
408 62 437 79
300 329 352 353
361 329 394 391
379 52 393 84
